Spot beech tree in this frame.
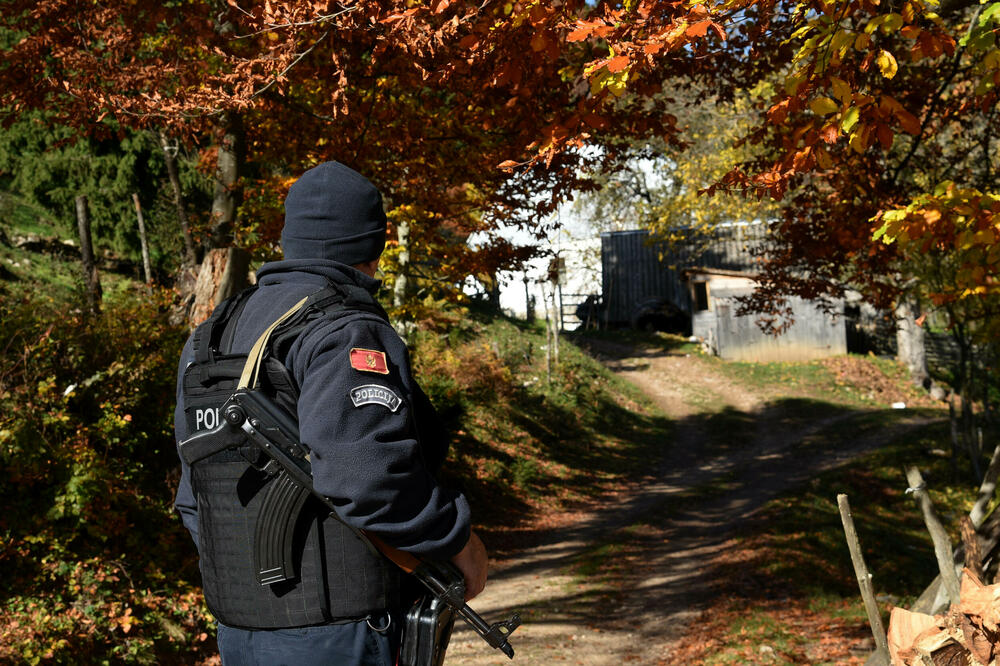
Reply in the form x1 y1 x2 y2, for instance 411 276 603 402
0 0 687 290
4 0 995 316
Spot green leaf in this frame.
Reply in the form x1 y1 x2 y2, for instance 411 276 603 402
980 3 1000 26
872 221 889 241
841 106 860 132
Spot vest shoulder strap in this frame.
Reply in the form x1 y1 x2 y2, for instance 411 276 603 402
192 286 259 363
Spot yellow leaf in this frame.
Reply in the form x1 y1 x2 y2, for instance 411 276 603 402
810 96 839 115
877 50 898 79
974 229 996 245
849 126 869 153
830 29 854 56
830 76 852 104
882 13 904 35
816 146 834 169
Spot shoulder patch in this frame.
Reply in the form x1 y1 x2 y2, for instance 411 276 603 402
350 348 389 374
350 384 402 412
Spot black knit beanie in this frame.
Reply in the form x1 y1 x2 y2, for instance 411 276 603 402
281 162 387 265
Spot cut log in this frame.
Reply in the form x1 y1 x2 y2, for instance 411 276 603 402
962 517 985 583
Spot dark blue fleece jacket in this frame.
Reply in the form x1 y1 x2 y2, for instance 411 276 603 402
173 259 471 561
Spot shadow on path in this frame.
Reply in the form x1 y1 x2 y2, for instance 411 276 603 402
447 342 944 665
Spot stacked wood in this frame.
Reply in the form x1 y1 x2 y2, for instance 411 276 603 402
888 568 1000 665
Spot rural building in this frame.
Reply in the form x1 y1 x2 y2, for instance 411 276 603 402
684 268 847 362
599 224 765 327
599 225 847 361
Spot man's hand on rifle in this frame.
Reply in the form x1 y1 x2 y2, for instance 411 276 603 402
452 530 488 601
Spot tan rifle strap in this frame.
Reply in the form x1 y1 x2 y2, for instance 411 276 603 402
238 296 309 390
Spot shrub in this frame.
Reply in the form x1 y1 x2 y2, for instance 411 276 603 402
0 286 215 663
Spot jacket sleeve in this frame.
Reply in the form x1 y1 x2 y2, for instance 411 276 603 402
289 316 471 561
172 335 200 546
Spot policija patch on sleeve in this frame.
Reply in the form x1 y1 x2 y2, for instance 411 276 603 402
350 384 402 412
349 348 389 374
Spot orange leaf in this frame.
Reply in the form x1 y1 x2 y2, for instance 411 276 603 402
607 55 630 73
497 160 519 169
820 124 839 144
689 4 710 19
686 20 712 38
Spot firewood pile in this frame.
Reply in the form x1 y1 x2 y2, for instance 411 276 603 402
888 569 1000 665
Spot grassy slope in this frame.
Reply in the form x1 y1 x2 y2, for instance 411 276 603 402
678 355 972 665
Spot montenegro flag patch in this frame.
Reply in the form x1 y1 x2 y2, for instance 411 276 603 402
350 348 389 374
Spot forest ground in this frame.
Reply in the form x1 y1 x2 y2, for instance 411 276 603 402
446 335 946 665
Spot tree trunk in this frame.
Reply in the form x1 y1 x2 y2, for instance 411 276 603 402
75 195 102 313
209 113 244 249
188 247 252 327
895 296 928 388
159 130 198 266
524 275 535 323
393 219 410 309
132 193 152 284
392 219 414 340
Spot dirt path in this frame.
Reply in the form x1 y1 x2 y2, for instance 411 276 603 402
446 341 937 665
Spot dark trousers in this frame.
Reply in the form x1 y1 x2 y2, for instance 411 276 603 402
217 617 399 666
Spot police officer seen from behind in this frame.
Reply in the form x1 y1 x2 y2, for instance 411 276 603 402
173 161 488 665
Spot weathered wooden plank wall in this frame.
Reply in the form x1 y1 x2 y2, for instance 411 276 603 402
712 296 846 362
601 224 767 324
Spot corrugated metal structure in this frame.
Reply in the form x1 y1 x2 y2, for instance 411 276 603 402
600 223 767 325
687 270 846 362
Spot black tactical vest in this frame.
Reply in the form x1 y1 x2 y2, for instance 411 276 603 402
181 283 401 629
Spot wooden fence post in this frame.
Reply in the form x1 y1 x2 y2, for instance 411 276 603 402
75 194 102 313
132 193 152 284
905 466 962 604
838 494 890 666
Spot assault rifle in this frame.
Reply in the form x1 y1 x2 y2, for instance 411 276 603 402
179 387 520 660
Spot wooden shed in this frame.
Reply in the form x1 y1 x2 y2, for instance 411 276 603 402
600 223 766 326
684 267 846 362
